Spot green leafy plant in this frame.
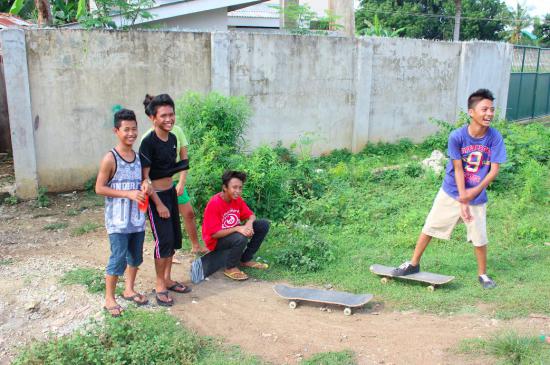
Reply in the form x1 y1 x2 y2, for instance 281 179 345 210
77 0 155 29
3 195 18 205
274 225 335 272
36 187 50 208
357 14 405 37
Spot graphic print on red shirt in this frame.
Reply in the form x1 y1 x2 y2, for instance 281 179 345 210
202 193 253 251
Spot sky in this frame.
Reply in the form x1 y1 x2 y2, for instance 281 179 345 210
504 0 549 18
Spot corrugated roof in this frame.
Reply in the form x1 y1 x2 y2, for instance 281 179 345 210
228 2 278 18
0 13 35 29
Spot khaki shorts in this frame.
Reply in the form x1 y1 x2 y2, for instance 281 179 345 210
422 189 488 247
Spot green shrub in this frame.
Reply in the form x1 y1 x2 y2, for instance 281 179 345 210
273 225 335 272
176 92 251 214
36 187 50 208
3 195 18 205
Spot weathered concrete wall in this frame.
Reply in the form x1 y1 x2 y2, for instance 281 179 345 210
229 33 356 154
2 29 513 195
366 37 461 143
24 30 211 192
456 41 513 117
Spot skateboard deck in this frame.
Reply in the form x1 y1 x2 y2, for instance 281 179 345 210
273 284 373 315
370 264 454 290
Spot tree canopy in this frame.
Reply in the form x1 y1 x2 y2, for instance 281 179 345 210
356 0 511 41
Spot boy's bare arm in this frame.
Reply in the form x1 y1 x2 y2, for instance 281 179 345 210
452 159 467 201
464 163 500 200
95 153 144 202
176 146 188 195
142 166 170 218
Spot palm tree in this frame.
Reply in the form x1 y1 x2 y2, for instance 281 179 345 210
453 0 461 41
507 4 531 44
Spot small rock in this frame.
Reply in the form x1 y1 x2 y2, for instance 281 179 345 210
261 333 272 337
324 284 333 289
25 300 40 312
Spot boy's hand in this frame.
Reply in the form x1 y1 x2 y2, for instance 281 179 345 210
141 181 152 195
236 225 253 238
126 190 145 203
460 203 473 223
157 203 170 219
175 181 185 196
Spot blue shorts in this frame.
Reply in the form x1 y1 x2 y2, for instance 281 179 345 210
106 231 145 276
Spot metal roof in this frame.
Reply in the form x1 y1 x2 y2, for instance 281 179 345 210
0 13 35 29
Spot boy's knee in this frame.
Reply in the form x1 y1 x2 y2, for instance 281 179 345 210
183 209 195 220
254 219 270 233
106 257 127 276
126 254 143 268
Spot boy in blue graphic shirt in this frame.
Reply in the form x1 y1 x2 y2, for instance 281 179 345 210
393 89 507 289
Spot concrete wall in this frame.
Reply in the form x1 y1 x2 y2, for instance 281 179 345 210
366 37 461 142
229 33 356 153
1 29 513 196
24 30 211 191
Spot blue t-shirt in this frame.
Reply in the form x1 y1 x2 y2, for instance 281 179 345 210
441 125 507 205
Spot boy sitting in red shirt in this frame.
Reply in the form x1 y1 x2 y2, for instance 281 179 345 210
201 171 270 281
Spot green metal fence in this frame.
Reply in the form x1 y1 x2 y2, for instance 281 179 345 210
506 45 550 121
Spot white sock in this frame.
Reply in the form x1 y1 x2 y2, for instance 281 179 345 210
479 274 490 281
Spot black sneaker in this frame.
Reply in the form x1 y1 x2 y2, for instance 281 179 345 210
391 261 420 276
479 275 496 289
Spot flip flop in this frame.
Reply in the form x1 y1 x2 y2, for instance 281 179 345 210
224 270 249 281
103 304 123 317
241 261 269 270
167 282 192 294
121 293 149 306
153 290 174 307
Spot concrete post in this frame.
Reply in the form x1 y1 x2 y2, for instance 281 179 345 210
329 0 355 37
211 32 231 96
352 38 373 152
0 30 38 199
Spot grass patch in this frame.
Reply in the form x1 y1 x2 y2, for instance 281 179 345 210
0 258 14 266
65 209 79 216
72 222 102 236
60 267 106 294
3 195 18 205
43 222 69 231
302 350 356 365
13 309 266 365
457 331 550 364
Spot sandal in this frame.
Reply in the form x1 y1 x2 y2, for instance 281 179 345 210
167 282 192 294
241 261 269 270
153 290 174 307
121 293 149 306
224 270 249 281
103 304 123 317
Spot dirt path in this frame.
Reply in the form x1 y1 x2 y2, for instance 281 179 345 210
1 193 549 364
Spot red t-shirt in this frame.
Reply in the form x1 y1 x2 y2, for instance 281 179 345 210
201 193 254 251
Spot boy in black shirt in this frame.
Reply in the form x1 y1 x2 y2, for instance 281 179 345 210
139 94 190 306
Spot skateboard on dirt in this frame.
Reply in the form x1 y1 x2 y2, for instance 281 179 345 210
369 264 454 291
273 284 373 316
